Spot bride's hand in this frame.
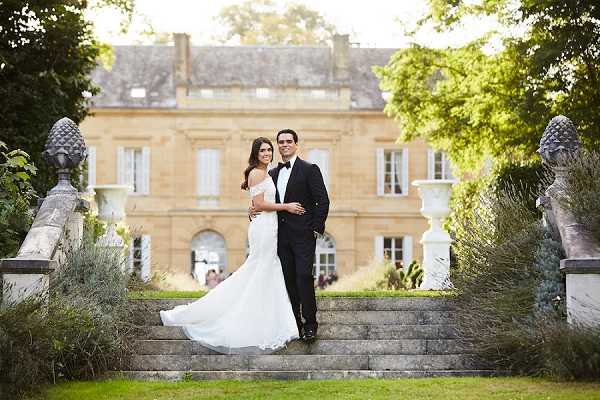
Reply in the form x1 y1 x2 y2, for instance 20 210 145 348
286 202 305 215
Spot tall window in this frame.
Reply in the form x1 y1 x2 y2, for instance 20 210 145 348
308 149 330 190
313 233 336 278
375 235 413 269
428 149 454 180
197 149 220 207
377 148 408 196
129 235 151 281
117 146 150 194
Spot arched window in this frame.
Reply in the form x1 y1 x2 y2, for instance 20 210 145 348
313 233 336 278
190 231 227 285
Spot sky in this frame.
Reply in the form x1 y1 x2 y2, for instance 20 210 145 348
90 0 500 49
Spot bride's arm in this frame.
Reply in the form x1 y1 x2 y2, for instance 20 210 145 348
248 169 304 214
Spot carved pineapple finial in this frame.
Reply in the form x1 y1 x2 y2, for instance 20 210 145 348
42 117 87 194
538 115 581 166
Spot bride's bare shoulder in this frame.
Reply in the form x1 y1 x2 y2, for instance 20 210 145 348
248 168 268 187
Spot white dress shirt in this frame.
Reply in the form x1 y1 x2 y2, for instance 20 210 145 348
276 154 297 203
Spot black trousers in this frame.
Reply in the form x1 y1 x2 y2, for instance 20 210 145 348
277 226 318 332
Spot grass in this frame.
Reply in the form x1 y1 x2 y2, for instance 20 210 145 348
128 289 454 300
40 377 600 400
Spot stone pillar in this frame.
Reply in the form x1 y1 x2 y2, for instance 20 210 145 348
538 115 600 326
0 117 87 303
412 180 456 290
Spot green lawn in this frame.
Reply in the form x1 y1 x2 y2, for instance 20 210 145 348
129 289 454 300
41 377 600 400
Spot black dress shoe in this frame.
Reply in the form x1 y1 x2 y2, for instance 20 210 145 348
303 328 317 342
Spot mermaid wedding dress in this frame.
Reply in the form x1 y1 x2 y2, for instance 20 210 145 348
160 177 299 354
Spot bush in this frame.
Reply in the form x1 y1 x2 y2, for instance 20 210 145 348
0 221 135 399
451 153 600 379
377 260 423 290
452 184 546 373
0 141 37 258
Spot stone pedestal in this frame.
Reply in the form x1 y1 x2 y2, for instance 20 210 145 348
93 184 130 250
1 259 57 304
412 180 456 290
561 259 600 326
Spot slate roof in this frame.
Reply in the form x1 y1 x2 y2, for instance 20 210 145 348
90 45 397 110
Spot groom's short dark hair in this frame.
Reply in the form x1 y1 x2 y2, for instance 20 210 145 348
277 129 298 143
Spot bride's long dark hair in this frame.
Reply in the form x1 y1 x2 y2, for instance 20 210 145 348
241 137 274 190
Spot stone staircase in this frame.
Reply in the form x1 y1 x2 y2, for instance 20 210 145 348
124 297 499 380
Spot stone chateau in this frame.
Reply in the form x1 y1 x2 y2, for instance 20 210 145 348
80 33 453 288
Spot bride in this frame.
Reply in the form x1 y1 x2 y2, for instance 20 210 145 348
160 137 305 354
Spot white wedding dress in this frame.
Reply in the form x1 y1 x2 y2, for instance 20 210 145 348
160 177 299 354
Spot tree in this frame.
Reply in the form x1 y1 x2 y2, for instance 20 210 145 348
0 0 134 196
216 0 337 45
375 0 599 172
0 141 37 258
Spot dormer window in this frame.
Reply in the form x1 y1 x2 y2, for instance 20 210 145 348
311 89 326 99
256 88 271 98
199 89 214 98
130 88 146 98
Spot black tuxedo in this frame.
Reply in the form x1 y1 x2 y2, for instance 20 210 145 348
269 157 329 333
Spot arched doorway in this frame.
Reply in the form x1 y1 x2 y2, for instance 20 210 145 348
313 233 336 278
190 230 227 285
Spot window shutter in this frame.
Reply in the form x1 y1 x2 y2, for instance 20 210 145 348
401 148 409 195
87 146 96 190
376 148 384 196
196 149 204 197
197 149 220 203
309 149 330 190
141 235 151 282
427 148 435 180
374 235 384 261
211 149 220 196
117 146 125 184
402 235 413 268
141 147 150 195
444 153 455 180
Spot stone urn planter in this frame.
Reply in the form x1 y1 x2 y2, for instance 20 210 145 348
93 184 131 249
412 179 457 290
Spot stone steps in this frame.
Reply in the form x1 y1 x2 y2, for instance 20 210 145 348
140 324 458 340
135 339 470 356
132 297 454 312
130 354 481 371
135 310 456 326
123 297 498 380
118 369 504 381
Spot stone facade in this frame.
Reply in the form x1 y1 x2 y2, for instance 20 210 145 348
80 34 441 287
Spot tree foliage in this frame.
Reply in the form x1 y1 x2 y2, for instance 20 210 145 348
0 141 37 258
0 0 134 196
216 0 337 45
376 0 599 173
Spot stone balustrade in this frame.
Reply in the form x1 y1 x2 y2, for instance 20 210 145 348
0 117 88 304
538 115 600 326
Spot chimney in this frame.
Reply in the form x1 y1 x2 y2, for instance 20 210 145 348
174 33 191 86
332 34 349 81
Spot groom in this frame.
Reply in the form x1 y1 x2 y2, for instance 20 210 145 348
268 129 329 341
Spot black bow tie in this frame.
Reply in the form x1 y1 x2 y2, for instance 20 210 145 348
278 161 291 169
